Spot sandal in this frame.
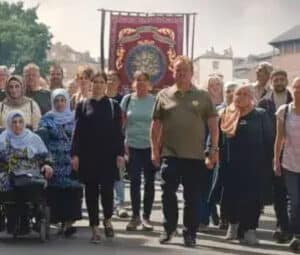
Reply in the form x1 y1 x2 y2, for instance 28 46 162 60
90 227 101 244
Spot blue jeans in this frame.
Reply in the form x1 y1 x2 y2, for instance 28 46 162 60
284 169 300 236
129 147 155 219
114 180 125 207
198 167 214 226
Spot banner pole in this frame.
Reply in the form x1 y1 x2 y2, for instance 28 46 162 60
185 14 190 57
191 14 196 61
100 9 106 71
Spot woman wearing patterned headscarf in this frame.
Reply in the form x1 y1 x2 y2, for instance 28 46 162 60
38 88 82 237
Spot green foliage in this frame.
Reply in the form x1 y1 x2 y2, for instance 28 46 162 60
0 1 52 75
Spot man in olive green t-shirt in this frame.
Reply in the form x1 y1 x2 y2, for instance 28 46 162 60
150 56 218 247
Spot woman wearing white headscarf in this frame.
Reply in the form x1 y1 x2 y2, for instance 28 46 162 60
38 88 82 237
0 75 41 130
0 110 53 234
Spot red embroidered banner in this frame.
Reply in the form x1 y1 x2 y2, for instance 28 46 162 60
109 15 183 90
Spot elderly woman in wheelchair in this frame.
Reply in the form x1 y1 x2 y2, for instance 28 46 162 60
0 110 53 241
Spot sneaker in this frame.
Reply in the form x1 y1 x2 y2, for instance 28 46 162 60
90 227 101 244
197 223 209 233
289 237 300 253
64 226 77 238
142 218 154 231
117 207 129 218
183 230 196 247
103 219 114 238
225 223 239 240
159 230 176 244
241 229 259 245
126 217 141 231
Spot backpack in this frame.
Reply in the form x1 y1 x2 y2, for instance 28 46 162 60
82 98 115 120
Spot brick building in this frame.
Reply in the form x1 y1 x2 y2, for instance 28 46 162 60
270 24 300 80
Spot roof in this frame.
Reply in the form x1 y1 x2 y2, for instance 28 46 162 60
194 53 232 62
270 25 300 45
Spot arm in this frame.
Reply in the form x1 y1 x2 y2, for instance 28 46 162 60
71 102 82 157
150 119 162 167
114 103 125 156
114 103 126 169
206 116 219 167
273 116 285 176
71 102 82 171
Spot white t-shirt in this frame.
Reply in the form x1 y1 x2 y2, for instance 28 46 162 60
276 103 300 173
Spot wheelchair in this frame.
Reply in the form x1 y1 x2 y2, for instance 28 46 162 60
0 183 51 242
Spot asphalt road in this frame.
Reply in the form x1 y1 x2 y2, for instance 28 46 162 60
0 181 294 255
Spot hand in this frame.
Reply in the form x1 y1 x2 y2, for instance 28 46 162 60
116 156 125 169
205 157 214 170
209 150 219 165
71 156 79 172
41 164 53 179
151 151 160 168
273 158 281 176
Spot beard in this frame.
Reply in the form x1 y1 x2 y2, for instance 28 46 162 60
274 86 286 93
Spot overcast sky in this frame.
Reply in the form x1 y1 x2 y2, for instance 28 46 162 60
7 0 300 59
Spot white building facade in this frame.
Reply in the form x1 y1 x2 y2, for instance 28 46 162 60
193 48 233 88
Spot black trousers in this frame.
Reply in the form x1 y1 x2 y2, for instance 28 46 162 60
85 182 114 227
273 174 289 232
224 193 261 232
160 157 205 235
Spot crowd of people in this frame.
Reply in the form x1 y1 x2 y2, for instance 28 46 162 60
0 56 299 253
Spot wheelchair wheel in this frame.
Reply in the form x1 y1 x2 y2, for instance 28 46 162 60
45 206 50 240
40 218 46 242
12 217 20 240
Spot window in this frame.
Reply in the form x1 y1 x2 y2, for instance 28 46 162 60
212 60 219 70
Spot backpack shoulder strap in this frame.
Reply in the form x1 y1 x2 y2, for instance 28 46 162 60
124 94 132 114
0 103 4 127
283 103 290 137
109 98 114 120
30 99 33 114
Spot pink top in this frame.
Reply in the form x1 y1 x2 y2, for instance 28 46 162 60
277 104 300 173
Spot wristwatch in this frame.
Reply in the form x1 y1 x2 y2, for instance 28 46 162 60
210 147 219 152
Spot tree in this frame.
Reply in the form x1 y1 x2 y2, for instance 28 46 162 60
0 1 52 75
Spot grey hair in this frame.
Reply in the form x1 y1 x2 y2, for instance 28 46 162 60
236 84 255 99
224 81 239 91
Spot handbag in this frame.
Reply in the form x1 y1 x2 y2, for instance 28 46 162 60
10 170 47 188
